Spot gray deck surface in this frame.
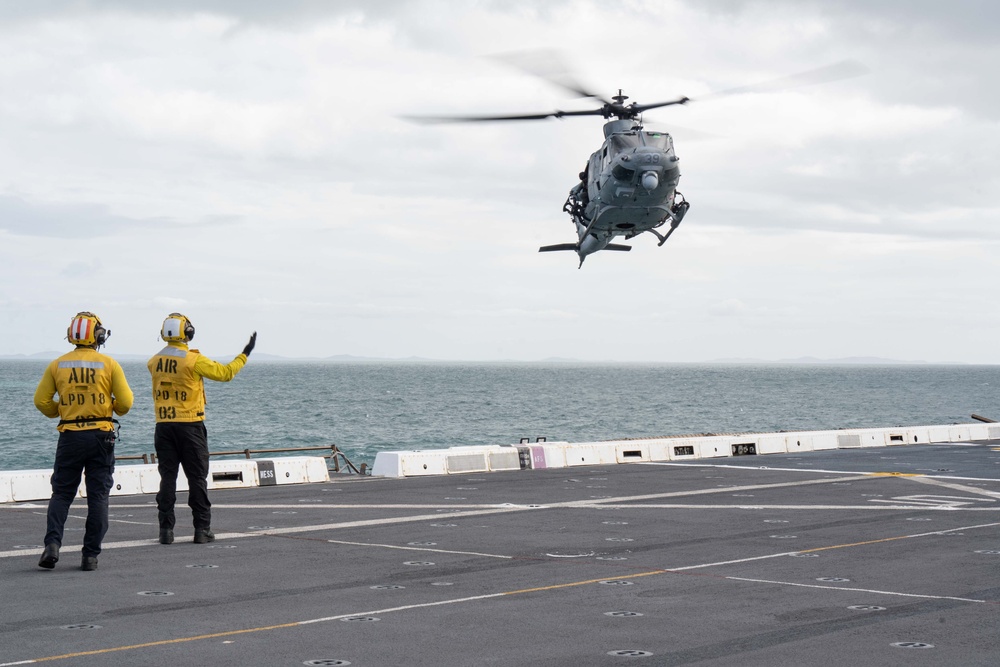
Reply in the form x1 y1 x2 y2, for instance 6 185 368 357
2 442 1000 666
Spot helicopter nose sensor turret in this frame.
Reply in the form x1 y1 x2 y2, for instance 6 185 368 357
641 171 659 191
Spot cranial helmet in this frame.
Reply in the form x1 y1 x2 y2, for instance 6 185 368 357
161 313 195 342
67 312 109 348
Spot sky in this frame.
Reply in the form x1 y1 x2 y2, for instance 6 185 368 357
1 0 998 362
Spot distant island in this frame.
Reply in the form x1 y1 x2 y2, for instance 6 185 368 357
708 356 932 365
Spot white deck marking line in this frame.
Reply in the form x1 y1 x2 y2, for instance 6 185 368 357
723 577 990 603
0 509 523 559
0 537 169 558
29 510 157 526
797 521 1000 550
325 539 512 559
555 475 874 507
7 474 982 560
99 503 531 509
296 593 507 625
660 521 1000 572
668 552 798 570
652 460 1000 483
0 474 906 560
575 504 1000 510
1 474 983 559
909 476 1000 499
648 462 900 476
232 507 524 534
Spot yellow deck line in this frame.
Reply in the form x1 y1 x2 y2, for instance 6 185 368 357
25 623 300 663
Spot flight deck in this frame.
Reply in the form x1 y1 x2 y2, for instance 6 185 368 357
2 442 999 666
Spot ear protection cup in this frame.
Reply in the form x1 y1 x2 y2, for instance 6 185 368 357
67 312 109 347
162 313 195 342
94 323 108 347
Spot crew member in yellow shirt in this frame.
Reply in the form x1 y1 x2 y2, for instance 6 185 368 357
34 312 133 571
148 313 256 545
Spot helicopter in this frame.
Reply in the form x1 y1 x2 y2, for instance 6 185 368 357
413 56 867 267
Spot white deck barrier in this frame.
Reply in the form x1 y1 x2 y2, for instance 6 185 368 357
0 456 330 503
4 424 997 494
368 422 1000 478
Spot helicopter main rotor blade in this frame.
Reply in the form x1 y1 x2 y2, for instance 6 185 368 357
488 49 615 106
404 108 606 124
694 59 870 101
629 96 692 114
406 57 870 126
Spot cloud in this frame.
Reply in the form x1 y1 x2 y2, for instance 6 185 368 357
0 195 154 238
0 1 998 363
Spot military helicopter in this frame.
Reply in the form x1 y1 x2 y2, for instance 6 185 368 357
413 56 866 267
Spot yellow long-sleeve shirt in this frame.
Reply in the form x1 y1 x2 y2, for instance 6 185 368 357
147 342 247 422
34 347 133 432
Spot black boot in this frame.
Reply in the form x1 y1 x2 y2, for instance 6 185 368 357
159 529 174 545
193 528 215 544
81 556 99 571
38 544 60 569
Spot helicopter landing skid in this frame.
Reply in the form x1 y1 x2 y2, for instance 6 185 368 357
650 197 690 247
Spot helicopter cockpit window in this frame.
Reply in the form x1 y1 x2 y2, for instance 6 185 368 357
643 132 671 150
608 133 642 156
612 163 635 182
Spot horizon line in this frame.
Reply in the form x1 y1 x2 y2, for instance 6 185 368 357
0 352 983 365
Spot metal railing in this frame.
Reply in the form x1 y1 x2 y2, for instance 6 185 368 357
208 445 364 475
116 454 154 464
119 445 366 474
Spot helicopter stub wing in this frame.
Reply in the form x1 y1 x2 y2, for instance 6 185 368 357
540 241 632 268
538 243 632 252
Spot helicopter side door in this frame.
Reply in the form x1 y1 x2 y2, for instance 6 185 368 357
592 145 609 191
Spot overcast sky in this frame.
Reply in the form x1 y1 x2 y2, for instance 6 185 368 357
1 0 997 362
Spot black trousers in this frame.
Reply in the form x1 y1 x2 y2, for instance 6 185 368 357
45 429 116 557
154 421 211 531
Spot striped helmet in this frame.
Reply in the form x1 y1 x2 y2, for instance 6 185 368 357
67 312 109 347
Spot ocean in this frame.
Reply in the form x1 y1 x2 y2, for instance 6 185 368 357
2 360 998 472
